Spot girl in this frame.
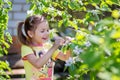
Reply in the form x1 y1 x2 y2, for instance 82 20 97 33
17 15 71 80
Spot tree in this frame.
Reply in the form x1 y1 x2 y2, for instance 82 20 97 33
0 0 12 79
26 0 120 80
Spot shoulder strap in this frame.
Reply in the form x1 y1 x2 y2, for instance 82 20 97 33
30 46 36 56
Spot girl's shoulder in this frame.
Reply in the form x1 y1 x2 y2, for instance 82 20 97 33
22 45 31 49
21 45 34 57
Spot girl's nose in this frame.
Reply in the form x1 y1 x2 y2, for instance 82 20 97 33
44 31 49 36
46 31 49 35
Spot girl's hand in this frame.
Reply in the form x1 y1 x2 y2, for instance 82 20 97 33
53 36 65 47
63 36 74 45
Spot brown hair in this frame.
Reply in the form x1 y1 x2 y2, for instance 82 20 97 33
17 15 47 46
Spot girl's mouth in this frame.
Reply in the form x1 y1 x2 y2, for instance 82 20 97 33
42 37 48 40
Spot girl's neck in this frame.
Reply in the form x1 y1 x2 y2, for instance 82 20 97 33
30 43 43 47
32 44 43 46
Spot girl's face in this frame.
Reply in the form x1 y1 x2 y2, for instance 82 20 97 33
28 21 50 45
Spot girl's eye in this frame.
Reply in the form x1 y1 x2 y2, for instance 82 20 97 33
47 29 49 32
40 30 44 33
40 29 49 33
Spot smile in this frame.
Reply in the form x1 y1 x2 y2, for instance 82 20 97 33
42 38 48 40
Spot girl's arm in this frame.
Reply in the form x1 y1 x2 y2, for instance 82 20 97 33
26 45 58 68
56 50 71 61
26 37 64 69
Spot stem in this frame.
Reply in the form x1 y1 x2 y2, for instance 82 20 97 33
90 71 95 80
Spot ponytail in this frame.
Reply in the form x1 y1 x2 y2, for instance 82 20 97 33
17 22 29 45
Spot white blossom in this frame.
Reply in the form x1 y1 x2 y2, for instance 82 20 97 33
65 57 74 67
104 48 111 56
74 74 80 78
5 60 9 66
49 7 54 11
79 1 83 5
91 10 98 15
27 10 33 15
74 56 83 63
73 46 83 55
85 41 91 47
116 38 120 41
88 25 93 31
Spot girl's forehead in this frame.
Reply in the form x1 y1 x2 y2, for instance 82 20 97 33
37 21 49 29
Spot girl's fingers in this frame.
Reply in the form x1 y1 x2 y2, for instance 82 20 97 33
54 36 65 45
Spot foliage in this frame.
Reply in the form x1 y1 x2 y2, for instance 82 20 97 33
26 0 120 80
0 0 12 79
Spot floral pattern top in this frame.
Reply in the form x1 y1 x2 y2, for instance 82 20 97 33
21 43 59 80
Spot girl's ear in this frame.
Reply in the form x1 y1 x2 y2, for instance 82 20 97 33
27 30 34 38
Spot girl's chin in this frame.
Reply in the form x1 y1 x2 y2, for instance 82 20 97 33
42 39 48 43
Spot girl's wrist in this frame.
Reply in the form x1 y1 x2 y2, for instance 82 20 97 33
52 44 59 49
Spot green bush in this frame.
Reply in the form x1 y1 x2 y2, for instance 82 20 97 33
0 0 12 79
26 0 120 80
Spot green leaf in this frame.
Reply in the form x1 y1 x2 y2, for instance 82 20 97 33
58 20 63 27
96 17 114 29
69 64 77 76
90 0 100 4
68 21 78 30
29 4 36 10
110 0 120 5
100 1 111 11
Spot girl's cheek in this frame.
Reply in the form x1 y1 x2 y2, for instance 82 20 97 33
39 32 43 36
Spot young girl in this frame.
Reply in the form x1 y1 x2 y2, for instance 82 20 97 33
17 15 71 80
